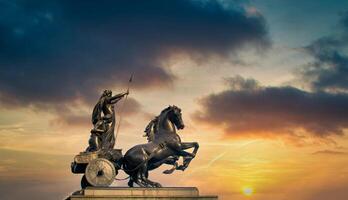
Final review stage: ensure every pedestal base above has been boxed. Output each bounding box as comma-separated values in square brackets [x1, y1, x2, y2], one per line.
[67, 187, 218, 200]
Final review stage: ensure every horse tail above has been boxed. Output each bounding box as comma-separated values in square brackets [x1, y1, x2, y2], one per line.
[112, 157, 130, 180]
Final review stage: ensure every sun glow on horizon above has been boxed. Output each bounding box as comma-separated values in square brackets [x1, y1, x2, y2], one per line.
[242, 187, 254, 197]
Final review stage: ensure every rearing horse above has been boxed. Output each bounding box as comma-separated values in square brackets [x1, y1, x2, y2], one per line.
[122, 105, 199, 187]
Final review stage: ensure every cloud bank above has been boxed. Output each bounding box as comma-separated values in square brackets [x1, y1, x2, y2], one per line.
[0, 0, 270, 107]
[194, 76, 348, 138]
[301, 11, 348, 92]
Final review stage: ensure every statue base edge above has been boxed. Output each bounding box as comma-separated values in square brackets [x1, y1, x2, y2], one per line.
[66, 187, 218, 200]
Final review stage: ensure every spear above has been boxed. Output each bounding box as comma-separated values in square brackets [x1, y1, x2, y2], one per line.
[115, 74, 133, 143]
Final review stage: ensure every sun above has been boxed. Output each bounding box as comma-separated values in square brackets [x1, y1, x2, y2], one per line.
[242, 187, 254, 196]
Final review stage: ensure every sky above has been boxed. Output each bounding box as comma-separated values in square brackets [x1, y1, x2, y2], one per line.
[1, 0, 348, 199]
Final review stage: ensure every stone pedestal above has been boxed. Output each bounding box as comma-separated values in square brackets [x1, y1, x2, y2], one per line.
[67, 187, 218, 200]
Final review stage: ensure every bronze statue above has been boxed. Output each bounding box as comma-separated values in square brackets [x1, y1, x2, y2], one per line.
[123, 105, 199, 187]
[86, 89, 128, 152]
[71, 89, 199, 188]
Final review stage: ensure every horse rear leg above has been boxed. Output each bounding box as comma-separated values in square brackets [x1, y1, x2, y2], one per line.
[134, 170, 146, 187]
[140, 163, 162, 187]
[128, 176, 134, 187]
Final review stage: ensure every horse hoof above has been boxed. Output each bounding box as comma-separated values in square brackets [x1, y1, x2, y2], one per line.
[154, 183, 162, 187]
[128, 182, 134, 187]
[163, 169, 175, 174]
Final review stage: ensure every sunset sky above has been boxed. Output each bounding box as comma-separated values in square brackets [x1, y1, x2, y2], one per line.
[1, 0, 348, 199]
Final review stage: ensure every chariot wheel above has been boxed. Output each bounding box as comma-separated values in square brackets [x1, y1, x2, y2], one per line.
[85, 158, 116, 187]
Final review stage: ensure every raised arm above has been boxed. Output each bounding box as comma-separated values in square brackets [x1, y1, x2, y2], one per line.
[109, 91, 129, 104]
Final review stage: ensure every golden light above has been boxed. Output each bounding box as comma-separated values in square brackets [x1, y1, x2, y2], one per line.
[242, 187, 254, 196]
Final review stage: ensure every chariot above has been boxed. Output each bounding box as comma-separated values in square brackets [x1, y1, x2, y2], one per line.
[71, 87, 198, 188]
[71, 149, 123, 188]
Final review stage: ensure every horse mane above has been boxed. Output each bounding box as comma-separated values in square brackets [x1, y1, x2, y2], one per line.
[160, 106, 172, 114]
[144, 106, 173, 142]
[144, 117, 157, 142]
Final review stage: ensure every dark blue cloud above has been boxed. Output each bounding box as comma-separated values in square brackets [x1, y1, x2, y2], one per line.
[302, 11, 348, 92]
[0, 0, 270, 106]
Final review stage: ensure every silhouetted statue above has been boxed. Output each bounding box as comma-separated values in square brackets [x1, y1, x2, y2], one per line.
[123, 105, 199, 187]
[86, 89, 128, 152]
[72, 91, 199, 188]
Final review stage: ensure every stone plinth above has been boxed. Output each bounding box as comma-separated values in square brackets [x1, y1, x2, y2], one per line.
[67, 187, 218, 200]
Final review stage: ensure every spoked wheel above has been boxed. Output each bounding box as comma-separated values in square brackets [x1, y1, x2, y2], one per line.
[84, 158, 116, 187]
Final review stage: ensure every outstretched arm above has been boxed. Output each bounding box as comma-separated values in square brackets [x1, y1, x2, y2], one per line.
[109, 91, 129, 104]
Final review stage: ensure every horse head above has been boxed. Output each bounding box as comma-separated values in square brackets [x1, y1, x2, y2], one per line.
[165, 105, 185, 130]
[144, 105, 185, 141]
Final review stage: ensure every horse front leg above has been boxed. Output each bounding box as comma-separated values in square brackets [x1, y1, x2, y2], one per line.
[148, 156, 179, 174]
[181, 142, 199, 157]
[161, 156, 180, 174]
[175, 142, 199, 171]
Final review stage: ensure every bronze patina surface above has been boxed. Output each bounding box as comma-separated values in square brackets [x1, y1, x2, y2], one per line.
[71, 90, 199, 188]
